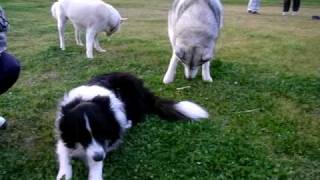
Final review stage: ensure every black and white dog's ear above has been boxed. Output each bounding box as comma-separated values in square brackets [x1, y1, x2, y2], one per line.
[92, 96, 111, 107]
[61, 98, 82, 114]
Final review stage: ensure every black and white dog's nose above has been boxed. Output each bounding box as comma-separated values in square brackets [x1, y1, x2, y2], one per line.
[93, 153, 104, 162]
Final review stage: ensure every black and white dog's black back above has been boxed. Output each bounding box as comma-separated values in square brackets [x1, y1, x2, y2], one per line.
[56, 72, 208, 180]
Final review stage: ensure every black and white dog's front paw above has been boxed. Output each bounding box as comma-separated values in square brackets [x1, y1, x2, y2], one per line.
[56, 168, 72, 180]
[0, 116, 7, 130]
[124, 120, 132, 129]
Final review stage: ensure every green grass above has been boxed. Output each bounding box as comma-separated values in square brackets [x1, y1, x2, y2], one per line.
[0, 0, 320, 179]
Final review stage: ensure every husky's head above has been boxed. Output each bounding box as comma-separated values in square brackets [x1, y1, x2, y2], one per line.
[174, 29, 216, 79]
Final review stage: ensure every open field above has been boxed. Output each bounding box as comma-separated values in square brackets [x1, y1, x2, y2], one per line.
[0, 0, 319, 179]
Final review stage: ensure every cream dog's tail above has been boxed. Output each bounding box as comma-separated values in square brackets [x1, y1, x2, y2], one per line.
[51, 1, 60, 19]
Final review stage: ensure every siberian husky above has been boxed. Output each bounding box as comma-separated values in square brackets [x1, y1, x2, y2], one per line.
[163, 0, 223, 83]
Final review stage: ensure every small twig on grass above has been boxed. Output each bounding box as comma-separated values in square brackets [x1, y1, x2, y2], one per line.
[176, 86, 191, 90]
[234, 108, 260, 114]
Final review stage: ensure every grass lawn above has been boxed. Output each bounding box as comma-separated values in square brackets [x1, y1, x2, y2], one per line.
[0, 0, 320, 179]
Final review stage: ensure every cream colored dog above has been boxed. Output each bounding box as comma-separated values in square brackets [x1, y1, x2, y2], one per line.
[51, 0, 127, 59]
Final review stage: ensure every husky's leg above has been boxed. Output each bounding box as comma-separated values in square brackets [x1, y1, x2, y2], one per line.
[57, 14, 67, 50]
[202, 61, 213, 82]
[163, 53, 179, 84]
[94, 34, 106, 53]
[88, 158, 104, 180]
[86, 29, 96, 59]
[56, 141, 72, 180]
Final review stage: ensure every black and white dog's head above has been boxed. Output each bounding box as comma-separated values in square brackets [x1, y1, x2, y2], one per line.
[56, 85, 131, 163]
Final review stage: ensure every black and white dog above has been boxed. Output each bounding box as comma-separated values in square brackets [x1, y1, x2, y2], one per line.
[56, 72, 208, 180]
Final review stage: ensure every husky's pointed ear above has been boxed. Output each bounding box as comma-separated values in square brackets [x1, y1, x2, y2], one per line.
[120, 18, 128, 23]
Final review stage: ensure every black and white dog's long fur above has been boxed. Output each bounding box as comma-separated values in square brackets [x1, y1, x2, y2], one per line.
[56, 72, 208, 180]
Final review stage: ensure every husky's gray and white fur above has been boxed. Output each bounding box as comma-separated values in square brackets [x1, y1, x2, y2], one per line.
[51, 0, 127, 59]
[163, 0, 223, 84]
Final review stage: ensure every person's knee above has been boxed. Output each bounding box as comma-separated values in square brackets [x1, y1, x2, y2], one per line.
[1, 51, 21, 78]
[0, 52, 21, 94]
[8, 59, 20, 78]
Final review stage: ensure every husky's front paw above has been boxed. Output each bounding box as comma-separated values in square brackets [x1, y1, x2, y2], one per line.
[87, 55, 94, 59]
[202, 76, 213, 82]
[86, 50, 94, 59]
[163, 74, 174, 84]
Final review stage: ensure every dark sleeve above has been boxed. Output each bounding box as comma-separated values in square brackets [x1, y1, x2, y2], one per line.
[0, 7, 9, 32]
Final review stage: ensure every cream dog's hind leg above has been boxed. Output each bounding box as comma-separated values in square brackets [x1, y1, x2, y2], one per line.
[56, 9, 67, 50]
